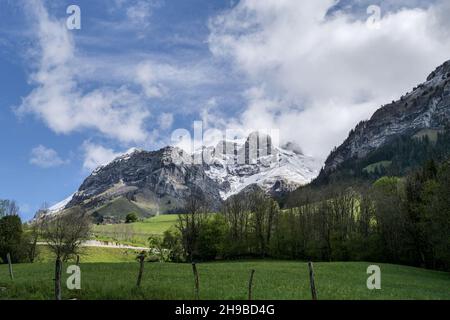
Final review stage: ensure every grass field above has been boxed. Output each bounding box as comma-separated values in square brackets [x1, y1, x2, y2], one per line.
[92, 214, 179, 246]
[1, 261, 449, 300]
[34, 246, 141, 263]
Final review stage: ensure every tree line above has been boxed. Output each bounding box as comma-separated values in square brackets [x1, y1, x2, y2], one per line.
[161, 160, 450, 271]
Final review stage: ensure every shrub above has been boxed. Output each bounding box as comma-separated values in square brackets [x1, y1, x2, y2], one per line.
[0, 215, 30, 263]
[162, 229, 185, 262]
[125, 212, 138, 224]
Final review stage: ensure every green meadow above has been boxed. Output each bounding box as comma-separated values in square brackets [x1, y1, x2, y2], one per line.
[92, 214, 179, 246]
[1, 260, 449, 300]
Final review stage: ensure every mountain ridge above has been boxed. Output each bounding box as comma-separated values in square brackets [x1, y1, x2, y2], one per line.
[40, 59, 450, 220]
[323, 60, 450, 174]
[39, 132, 321, 220]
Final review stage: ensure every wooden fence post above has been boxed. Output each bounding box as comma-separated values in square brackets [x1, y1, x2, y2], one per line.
[6, 253, 14, 281]
[248, 269, 255, 300]
[55, 257, 62, 300]
[192, 262, 200, 300]
[308, 262, 317, 300]
[136, 252, 145, 287]
[76, 255, 80, 266]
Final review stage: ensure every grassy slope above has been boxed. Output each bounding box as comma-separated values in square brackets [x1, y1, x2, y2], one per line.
[1, 261, 449, 300]
[94, 197, 150, 219]
[35, 246, 140, 264]
[363, 161, 392, 174]
[92, 214, 179, 246]
[121, 215, 179, 235]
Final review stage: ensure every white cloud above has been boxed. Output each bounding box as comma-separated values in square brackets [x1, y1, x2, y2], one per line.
[158, 112, 174, 130]
[30, 145, 68, 168]
[81, 142, 121, 172]
[200, 98, 221, 129]
[209, 0, 450, 158]
[16, 0, 151, 144]
[135, 61, 168, 98]
[15, 1, 221, 149]
[12, 0, 242, 165]
[126, 1, 153, 28]
[111, 0, 164, 36]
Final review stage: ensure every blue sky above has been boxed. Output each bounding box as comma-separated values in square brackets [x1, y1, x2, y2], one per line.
[0, 0, 242, 220]
[0, 0, 449, 220]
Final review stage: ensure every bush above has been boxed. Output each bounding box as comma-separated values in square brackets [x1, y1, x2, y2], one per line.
[125, 212, 138, 224]
[162, 229, 185, 262]
[0, 215, 30, 263]
[196, 215, 227, 261]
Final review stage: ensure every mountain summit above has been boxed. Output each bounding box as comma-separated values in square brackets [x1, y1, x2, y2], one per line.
[43, 132, 321, 221]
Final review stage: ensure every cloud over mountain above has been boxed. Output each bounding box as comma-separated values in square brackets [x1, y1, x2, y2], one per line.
[209, 0, 450, 157]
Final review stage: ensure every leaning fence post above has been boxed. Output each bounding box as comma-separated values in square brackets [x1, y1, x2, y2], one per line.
[6, 253, 14, 281]
[136, 252, 146, 287]
[248, 269, 255, 300]
[308, 262, 317, 300]
[192, 262, 200, 300]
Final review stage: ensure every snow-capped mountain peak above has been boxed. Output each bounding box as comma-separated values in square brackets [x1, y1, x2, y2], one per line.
[201, 134, 322, 199]
[42, 133, 322, 218]
[48, 194, 74, 213]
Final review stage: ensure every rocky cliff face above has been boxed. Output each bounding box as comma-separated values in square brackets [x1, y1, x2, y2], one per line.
[324, 60, 450, 172]
[67, 147, 223, 215]
[202, 132, 321, 199]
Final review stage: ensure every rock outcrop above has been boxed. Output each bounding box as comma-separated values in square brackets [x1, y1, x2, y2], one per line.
[324, 60, 450, 172]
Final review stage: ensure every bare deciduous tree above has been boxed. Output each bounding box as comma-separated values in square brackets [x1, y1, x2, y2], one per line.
[248, 190, 280, 258]
[40, 207, 91, 300]
[0, 200, 20, 217]
[27, 222, 41, 263]
[26, 203, 50, 263]
[222, 193, 250, 243]
[177, 191, 209, 262]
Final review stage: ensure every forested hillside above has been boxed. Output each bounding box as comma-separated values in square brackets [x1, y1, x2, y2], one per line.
[315, 126, 450, 185]
[159, 159, 450, 271]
